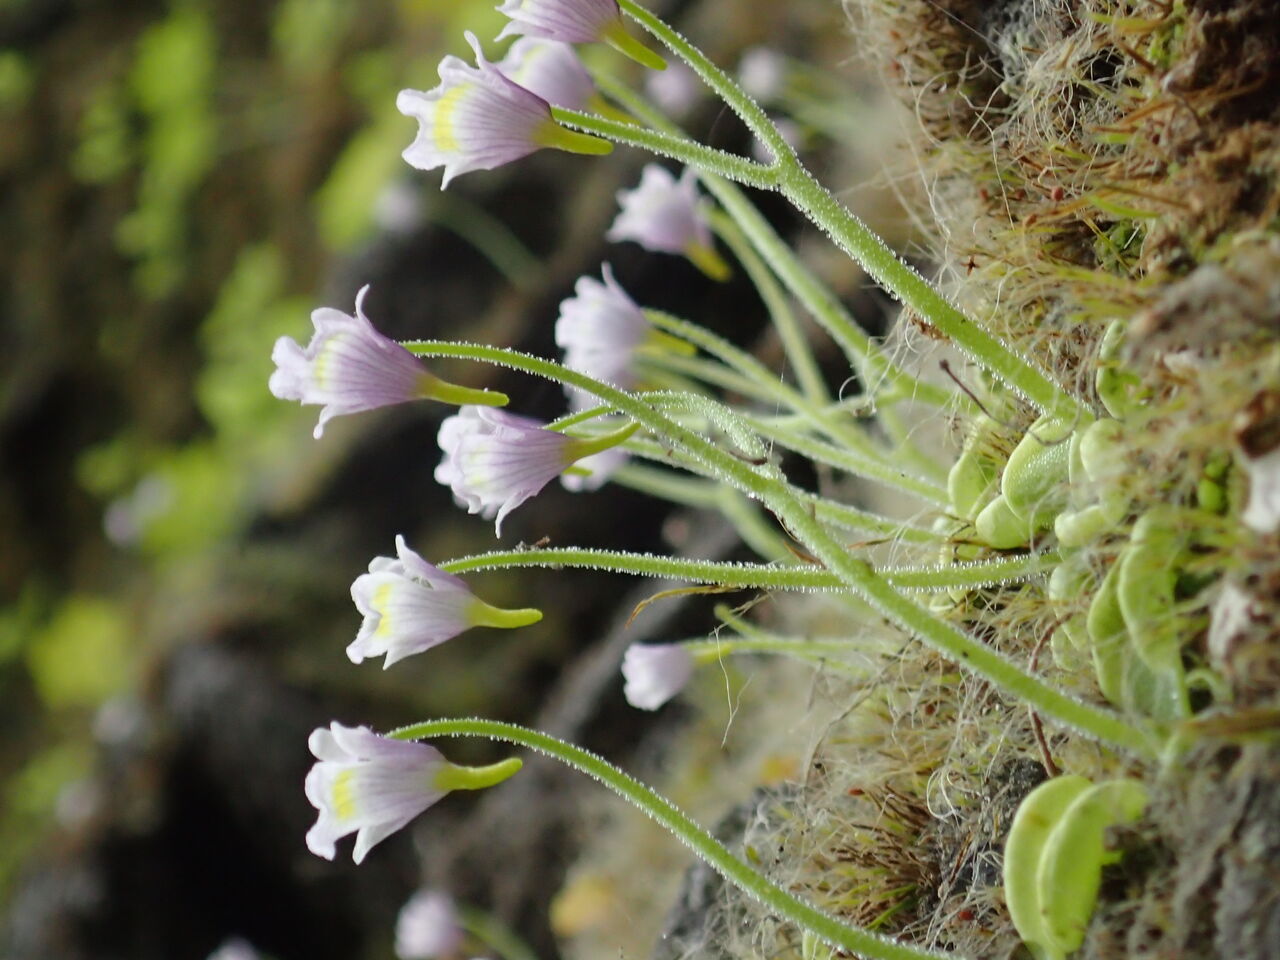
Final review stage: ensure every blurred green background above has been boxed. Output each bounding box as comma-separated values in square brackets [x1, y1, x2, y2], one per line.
[0, 0, 865, 956]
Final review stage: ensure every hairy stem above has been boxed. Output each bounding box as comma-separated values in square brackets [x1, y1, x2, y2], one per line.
[440, 546, 1058, 592]
[549, 106, 777, 190]
[404, 341, 1155, 757]
[390, 718, 947, 960]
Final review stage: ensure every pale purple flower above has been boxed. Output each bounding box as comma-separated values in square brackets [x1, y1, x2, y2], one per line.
[436, 407, 635, 533]
[737, 47, 786, 103]
[270, 285, 435, 438]
[348, 536, 477, 668]
[395, 890, 464, 960]
[555, 264, 649, 409]
[645, 60, 701, 117]
[621, 643, 694, 709]
[607, 165, 729, 280]
[497, 37, 594, 110]
[398, 32, 606, 188]
[436, 407, 579, 534]
[305, 723, 450, 864]
[495, 0, 665, 70]
[496, 0, 622, 44]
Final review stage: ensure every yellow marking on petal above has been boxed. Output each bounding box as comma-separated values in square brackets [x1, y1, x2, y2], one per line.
[433, 85, 468, 153]
[313, 335, 347, 387]
[373, 582, 395, 637]
[332, 769, 358, 821]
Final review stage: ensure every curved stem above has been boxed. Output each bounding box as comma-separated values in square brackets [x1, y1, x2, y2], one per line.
[403, 341, 1155, 757]
[771, 161, 1078, 418]
[615, 458, 941, 545]
[710, 211, 829, 407]
[594, 73, 956, 410]
[440, 546, 1058, 592]
[549, 106, 777, 190]
[390, 718, 947, 960]
[639, 351, 780, 404]
[608, 5, 1075, 417]
[644, 308, 808, 408]
[742, 413, 949, 505]
[616, 0, 792, 162]
[685, 637, 877, 678]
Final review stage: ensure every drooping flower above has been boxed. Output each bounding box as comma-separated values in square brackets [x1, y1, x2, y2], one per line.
[395, 890, 464, 960]
[495, 0, 665, 71]
[607, 165, 730, 281]
[621, 643, 694, 710]
[349, 535, 542, 668]
[496, 37, 595, 111]
[305, 722, 521, 864]
[397, 32, 609, 189]
[555, 264, 650, 409]
[270, 285, 506, 438]
[436, 406, 637, 534]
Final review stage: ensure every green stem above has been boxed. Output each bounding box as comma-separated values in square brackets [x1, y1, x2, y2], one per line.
[644, 308, 807, 409]
[624, 444, 943, 544]
[717, 487, 797, 561]
[613, 463, 721, 509]
[643, 312, 937, 500]
[615, 464, 792, 561]
[638, 351, 784, 406]
[456, 906, 540, 960]
[710, 211, 830, 407]
[613, 3, 1074, 417]
[685, 637, 875, 678]
[549, 106, 777, 191]
[404, 341, 1154, 757]
[593, 73, 955, 410]
[390, 718, 946, 960]
[617, 0, 791, 161]
[772, 161, 1078, 418]
[440, 546, 1058, 592]
[742, 412, 949, 505]
[428, 191, 542, 289]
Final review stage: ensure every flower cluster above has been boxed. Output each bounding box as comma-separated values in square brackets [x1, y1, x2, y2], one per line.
[280, 0, 749, 890]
